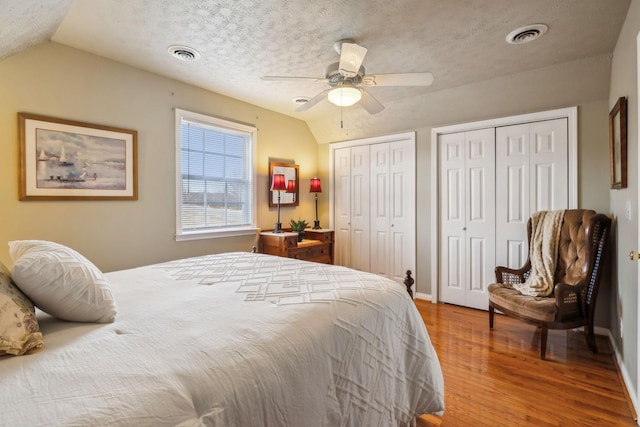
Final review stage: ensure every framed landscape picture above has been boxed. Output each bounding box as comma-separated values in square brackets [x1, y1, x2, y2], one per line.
[18, 113, 138, 200]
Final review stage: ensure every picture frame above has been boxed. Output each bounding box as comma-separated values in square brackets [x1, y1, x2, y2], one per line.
[18, 113, 138, 200]
[609, 97, 627, 189]
[268, 161, 299, 207]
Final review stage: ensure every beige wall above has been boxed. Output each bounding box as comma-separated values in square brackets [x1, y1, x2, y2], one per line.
[609, 0, 640, 401]
[0, 42, 320, 271]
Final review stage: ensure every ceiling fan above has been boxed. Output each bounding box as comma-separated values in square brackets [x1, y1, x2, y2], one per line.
[261, 39, 434, 114]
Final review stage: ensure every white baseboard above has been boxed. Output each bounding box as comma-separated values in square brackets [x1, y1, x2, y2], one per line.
[593, 326, 609, 336]
[415, 292, 432, 301]
[600, 327, 639, 422]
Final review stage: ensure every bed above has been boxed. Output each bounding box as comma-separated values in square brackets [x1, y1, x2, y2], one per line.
[0, 241, 444, 426]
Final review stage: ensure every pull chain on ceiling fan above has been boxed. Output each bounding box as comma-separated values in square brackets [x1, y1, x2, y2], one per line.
[261, 39, 434, 114]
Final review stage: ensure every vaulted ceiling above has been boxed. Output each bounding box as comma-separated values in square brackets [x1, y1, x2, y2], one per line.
[1, 0, 631, 143]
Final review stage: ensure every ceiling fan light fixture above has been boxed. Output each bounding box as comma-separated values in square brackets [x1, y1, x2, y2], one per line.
[328, 86, 361, 107]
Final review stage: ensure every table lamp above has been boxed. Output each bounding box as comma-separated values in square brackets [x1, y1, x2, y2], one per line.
[270, 173, 287, 232]
[310, 177, 322, 229]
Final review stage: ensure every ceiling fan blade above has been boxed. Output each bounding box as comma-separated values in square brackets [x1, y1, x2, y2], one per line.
[295, 89, 330, 112]
[338, 42, 368, 78]
[362, 72, 434, 87]
[262, 76, 327, 83]
[359, 89, 385, 114]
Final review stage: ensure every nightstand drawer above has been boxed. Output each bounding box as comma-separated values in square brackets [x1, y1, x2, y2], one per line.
[304, 230, 334, 243]
[289, 243, 331, 264]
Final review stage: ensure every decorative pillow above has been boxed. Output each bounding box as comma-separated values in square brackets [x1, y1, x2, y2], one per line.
[0, 261, 43, 356]
[9, 241, 117, 323]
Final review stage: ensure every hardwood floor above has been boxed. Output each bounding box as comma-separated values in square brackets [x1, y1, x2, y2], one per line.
[414, 300, 637, 426]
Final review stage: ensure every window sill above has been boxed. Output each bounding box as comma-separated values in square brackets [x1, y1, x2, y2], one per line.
[176, 227, 259, 242]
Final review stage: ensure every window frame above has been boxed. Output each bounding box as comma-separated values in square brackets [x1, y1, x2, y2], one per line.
[174, 108, 258, 241]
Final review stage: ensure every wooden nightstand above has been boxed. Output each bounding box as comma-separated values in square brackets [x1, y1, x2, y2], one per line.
[259, 229, 334, 264]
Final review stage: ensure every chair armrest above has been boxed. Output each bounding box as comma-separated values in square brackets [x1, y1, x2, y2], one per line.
[495, 263, 530, 284]
[554, 282, 585, 321]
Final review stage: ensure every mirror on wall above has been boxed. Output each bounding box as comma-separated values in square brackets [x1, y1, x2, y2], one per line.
[269, 161, 299, 207]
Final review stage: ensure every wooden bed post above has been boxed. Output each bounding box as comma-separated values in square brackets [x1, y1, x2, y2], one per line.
[404, 270, 414, 298]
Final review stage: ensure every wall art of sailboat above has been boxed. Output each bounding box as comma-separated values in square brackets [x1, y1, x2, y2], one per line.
[38, 149, 49, 161]
[58, 145, 74, 166]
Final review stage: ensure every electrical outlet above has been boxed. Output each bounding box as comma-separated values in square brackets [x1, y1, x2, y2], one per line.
[626, 200, 632, 221]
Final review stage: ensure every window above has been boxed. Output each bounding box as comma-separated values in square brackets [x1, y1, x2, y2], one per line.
[175, 109, 257, 240]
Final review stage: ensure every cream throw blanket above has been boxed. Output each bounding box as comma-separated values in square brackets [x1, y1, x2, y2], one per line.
[514, 210, 566, 297]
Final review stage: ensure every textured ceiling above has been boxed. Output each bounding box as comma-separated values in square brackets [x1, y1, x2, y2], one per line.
[0, 0, 631, 143]
[0, 0, 73, 60]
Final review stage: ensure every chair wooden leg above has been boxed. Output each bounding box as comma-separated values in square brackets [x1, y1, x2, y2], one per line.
[489, 303, 494, 329]
[540, 323, 548, 360]
[585, 323, 598, 354]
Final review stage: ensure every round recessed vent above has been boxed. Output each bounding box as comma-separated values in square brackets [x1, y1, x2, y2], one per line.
[168, 45, 201, 61]
[292, 96, 310, 104]
[506, 24, 548, 44]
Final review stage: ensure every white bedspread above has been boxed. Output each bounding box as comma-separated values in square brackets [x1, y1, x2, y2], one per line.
[0, 252, 444, 426]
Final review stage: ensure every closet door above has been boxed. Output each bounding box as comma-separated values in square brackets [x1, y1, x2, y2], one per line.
[439, 128, 495, 309]
[349, 145, 370, 271]
[370, 140, 416, 283]
[494, 124, 530, 269]
[334, 147, 351, 267]
[334, 145, 372, 271]
[465, 130, 496, 309]
[495, 118, 568, 269]
[370, 143, 391, 276]
[388, 140, 416, 284]
[529, 119, 568, 211]
[332, 133, 416, 286]
[439, 132, 466, 306]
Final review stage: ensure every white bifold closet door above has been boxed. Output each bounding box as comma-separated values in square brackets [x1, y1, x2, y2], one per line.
[370, 139, 416, 284]
[334, 145, 371, 271]
[439, 118, 568, 310]
[334, 146, 354, 267]
[439, 128, 496, 310]
[348, 145, 371, 272]
[333, 136, 416, 287]
[495, 119, 569, 270]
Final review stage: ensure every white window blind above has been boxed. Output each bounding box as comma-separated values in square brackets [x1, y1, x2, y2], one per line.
[175, 109, 257, 240]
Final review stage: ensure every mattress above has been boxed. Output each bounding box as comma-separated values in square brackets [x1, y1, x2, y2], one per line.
[0, 252, 444, 426]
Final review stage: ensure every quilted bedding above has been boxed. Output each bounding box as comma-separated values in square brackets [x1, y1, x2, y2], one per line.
[0, 252, 444, 426]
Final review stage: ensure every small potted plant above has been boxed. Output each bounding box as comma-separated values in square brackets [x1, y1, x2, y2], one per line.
[289, 218, 308, 242]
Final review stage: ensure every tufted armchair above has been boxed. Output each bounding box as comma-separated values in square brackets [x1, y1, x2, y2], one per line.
[488, 209, 611, 360]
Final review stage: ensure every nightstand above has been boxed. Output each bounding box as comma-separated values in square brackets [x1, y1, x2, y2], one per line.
[258, 229, 334, 264]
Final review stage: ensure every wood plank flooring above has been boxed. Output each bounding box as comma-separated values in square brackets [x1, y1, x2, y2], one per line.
[414, 300, 637, 426]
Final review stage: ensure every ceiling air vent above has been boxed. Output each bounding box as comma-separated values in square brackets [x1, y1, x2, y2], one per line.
[506, 24, 548, 45]
[168, 45, 201, 61]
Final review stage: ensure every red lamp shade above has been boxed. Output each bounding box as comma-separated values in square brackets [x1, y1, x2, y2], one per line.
[286, 179, 296, 193]
[309, 178, 322, 193]
[270, 173, 287, 191]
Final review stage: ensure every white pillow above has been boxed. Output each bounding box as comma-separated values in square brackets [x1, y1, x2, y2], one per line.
[9, 240, 116, 323]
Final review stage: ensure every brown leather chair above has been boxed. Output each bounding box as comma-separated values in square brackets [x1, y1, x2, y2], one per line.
[488, 209, 611, 360]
